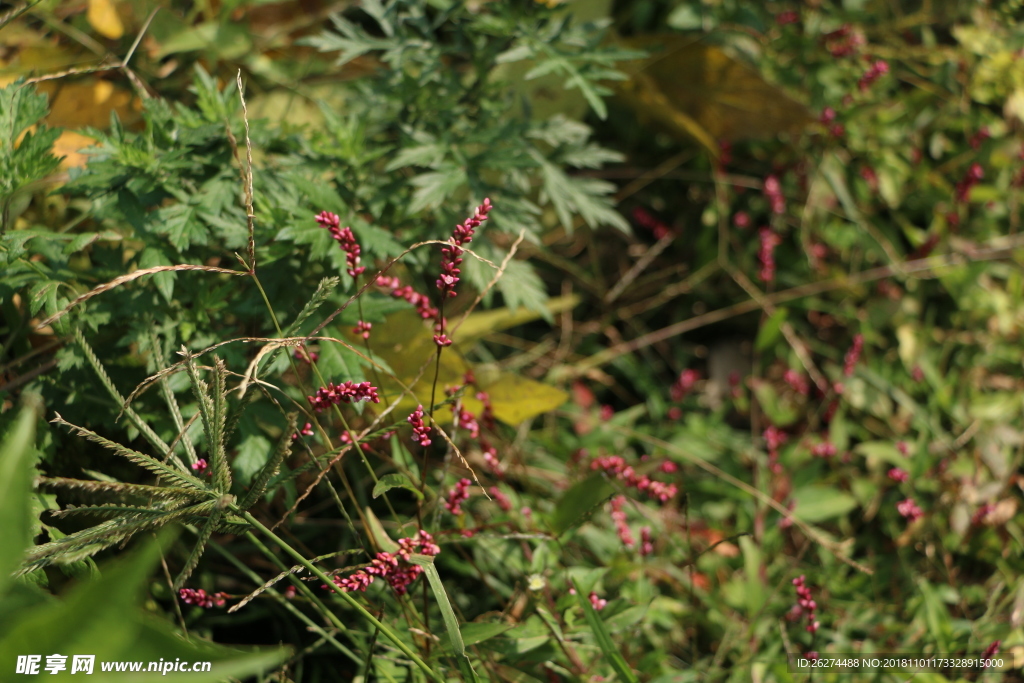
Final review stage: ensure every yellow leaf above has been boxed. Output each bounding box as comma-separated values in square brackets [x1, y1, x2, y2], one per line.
[349, 310, 567, 426]
[43, 81, 139, 130]
[52, 131, 99, 169]
[87, 0, 125, 40]
[612, 36, 813, 149]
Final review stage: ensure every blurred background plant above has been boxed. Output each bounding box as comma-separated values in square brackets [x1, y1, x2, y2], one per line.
[2, 0, 1024, 681]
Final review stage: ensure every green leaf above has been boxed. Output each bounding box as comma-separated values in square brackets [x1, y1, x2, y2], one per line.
[0, 398, 38, 596]
[755, 307, 788, 352]
[571, 579, 639, 683]
[363, 506, 399, 553]
[550, 474, 616, 535]
[408, 555, 479, 682]
[791, 485, 858, 523]
[372, 473, 423, 501]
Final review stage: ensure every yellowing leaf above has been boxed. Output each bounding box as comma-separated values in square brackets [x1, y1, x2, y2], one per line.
[52, 131, 99, 169]
[612, 36, 813, 150]
[349, 310, 567, 425]
[43, 81, 139, 130]
[87, 0, 125, 40]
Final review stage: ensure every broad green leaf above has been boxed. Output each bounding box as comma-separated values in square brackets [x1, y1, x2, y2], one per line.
[372, 473, 423, 501]
[408, 555, 479, 682]
[363, 506, 399, 553]
[550, 474, 616, 535]
[740, 535, 766, 617]
[0, 399, 38, 596]
[791, 485, 859, 523]
[755, 307, 788, 352]
[750, 379, 800, 427]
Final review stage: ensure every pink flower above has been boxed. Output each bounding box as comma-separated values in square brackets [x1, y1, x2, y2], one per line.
[897, 497, 923, 522]
[191, 458, 210, 476]
[955, 163, 984, 202]
[784, 369, 809, 395]
[292, 422, 315, 440]
[489, 486, 512, 512]
[982, 641, 1001, 664]
[455, 407, 480, 439]
[590, 455, 678, 504]
[843, 334, 864, 376]
[659, 461, 678, 474]
[437, 199, 492, 299]
[811, 442, 836, 458]
[308, 381, 380, 411]
[327, 531, 439, 596]
[610, 495, 635, 549]
[294, 347, 318, 364]
[407, 405, 431, 447]
[353, 320, 372, 339]
[792, 575, 820, 633]
[758, 228, 782, 282]
[639, 526, 654, 557]
[858, 60, 889, 91]
[315, 211, 365, 278]
[179, 588, 228, 608]
[733, 211, 751, 229]
[433, 333, 453, 347]
[589, 592, 607, 610]
[763, 176, 786, 215]
[445, 478, 472, 516]
[888, 467, 909, 483]
[670, 369, 700, 401]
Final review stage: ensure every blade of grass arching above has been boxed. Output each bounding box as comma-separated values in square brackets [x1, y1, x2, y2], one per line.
[149, 327, 198, 466]
[571, 579, 639, 683]
[174, 506, 223, 589]
[209, 358, 231, 493]
[75, 329, 186, 471]
[51, 414, 208, 492]
[407, 554, 479, 683]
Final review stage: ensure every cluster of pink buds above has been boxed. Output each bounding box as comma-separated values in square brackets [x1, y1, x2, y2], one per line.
[590, 455, 678, 503]
[377, 277, 440, 321]
[294, 347, 318, 364]
[819, 107, 844, 138]
[589, 592, 607, 611]
[482, 443, 503, 475]
[897, 497, 923, 522]
[632, 206, 672, 239]
[811, 441, 836, 458]
[308, 381, 380, 412]
[445, 478, 472, 515]
[352, 321, 372, 339]
[489, 486, 513, 512]
[776, 9, 799, 25]
[610, 495, 635, 549]
[969, 126, 990, 150]
[476, 391, 496, 430]
[888, 467, 909, 483]
[955, 163, 984, 202]
[733, 211, 751, 229]
[191, 459, 210, 476]
[639, 527, 654, 556]
[823, 24, 865, 58]
[315, 211, 365, 278]
[179, 588, 229, 608]
[763, 175, 786, 214]
[843, 334, 864, 376]
[291, 422, 315, 440]
[858, 59, 889, 91]
[437, 199, 492, 300]
[455, 406, 480, 439]
[972, 502, 995, 526]
[670, 369, 700, 401]
[896, 441, 909, 456]
[860, 166, 878, 192]
[764, 426, 787, 474]
[758, 228, 782, 283]
[327, 531, 440, 596]
[340, 431, 371, 452]
[784, 369, 809, 396]
[791, 575, 821, 633]
[407, 405, 432, 447]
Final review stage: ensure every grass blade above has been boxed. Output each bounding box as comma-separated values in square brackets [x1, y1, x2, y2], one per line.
[571, 579, 639, 683]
